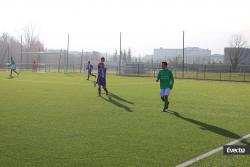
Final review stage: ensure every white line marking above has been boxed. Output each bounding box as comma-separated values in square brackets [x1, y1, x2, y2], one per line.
[176, 134, 250, 167]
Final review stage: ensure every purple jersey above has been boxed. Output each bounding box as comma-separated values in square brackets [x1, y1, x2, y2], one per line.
[97, 66, 106, 86]
[86, 64, 93, 71]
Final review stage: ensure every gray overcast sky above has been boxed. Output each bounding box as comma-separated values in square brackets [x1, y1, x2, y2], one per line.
[1, 0, 250, 56]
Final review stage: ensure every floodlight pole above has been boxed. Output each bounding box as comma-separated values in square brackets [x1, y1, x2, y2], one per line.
[182, 31, 185, 78]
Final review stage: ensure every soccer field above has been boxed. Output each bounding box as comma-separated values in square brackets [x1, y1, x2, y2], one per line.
[0, 71, 250, 167]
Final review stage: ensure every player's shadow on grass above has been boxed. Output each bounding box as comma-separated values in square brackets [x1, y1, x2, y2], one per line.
[101, 96, 133, 112]
[8, 75, 18, 79]
[110, 93, 134, 105]
[168, 110, 250, 145]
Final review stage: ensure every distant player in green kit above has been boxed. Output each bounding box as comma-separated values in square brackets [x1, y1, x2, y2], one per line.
[156, 61, 174, 112]
[9, 57, 19, 78]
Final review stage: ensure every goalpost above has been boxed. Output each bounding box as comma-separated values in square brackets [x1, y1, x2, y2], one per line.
[21, 51, 62, 72]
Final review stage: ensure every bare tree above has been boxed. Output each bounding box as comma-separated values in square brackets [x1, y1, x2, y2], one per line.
[228, 34, 248, 70]
[122, 49, 127, 64]
[127, 48, 132, 63]
[113, 50, 118, 63]
[0, 33, 8, 64]
[23, 24, 44, 52]
[0, 33, 21, 65]
[22, 24, 44, 66]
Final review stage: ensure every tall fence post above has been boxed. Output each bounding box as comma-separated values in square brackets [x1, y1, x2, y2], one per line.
[137, 64, 139, 76]
[229, 66, 232, 81]
[58, 49, 62, 73]
[204, 65, 206, 80]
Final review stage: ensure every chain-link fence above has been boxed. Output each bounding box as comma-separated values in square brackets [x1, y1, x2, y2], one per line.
[172, 64, 250, 82]
[114, 63, 250, 82]
[1, 62, 250, 82]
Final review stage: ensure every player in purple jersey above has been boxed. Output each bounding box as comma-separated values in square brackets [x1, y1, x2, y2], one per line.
[86, 61, 96, 80]
[97, 57, 109, 97]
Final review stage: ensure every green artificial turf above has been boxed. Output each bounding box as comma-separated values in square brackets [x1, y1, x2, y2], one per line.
[0, 71, 249, 167]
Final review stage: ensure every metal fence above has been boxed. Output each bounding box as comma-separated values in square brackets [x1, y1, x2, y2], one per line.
[1, 63, 250, 82]
[116, 63, 250, 82]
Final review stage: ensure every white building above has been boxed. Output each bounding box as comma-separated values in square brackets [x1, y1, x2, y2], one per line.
[209, 54, 224, 64]
[154, 47, 211, 64]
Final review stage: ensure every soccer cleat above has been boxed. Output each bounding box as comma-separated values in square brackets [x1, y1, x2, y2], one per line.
[164, 102, 169, 110]
[162, 108, 168, 112]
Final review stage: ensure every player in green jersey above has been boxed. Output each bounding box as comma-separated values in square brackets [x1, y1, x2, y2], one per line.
[9, 57, 19, 78]
[156, 62, 174, 112]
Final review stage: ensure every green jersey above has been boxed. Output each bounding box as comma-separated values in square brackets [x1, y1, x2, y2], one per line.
[10, 58, 15, 65]
[157, 69, 174, 89]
